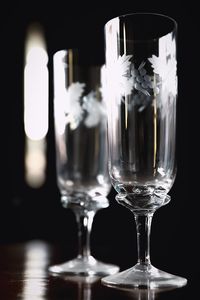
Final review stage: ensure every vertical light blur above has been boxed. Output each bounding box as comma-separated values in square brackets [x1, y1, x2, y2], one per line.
[24, 23, 49, 188]
[21, 241, 50, 299]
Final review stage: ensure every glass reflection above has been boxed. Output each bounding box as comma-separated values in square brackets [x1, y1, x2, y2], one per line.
[104, 285, 179, 300]
[58, 276, 99, 300]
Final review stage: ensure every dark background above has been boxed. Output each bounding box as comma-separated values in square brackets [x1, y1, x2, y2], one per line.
[0, 1, 196, 284]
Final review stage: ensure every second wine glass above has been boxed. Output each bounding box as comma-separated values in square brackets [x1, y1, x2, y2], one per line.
[48, 49, 119, 277]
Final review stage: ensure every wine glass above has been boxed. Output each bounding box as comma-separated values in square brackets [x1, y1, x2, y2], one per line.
[102, 13, 187, 288]
[48, 49, 119, 277]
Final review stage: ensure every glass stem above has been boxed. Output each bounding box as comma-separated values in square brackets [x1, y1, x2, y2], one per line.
[75, 210, 95, 259]
[134, 212, 153, 266]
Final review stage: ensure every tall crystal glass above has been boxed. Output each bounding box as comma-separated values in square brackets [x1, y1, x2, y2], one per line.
[102, 13, 187, 288]
[48, 49, 119, 277]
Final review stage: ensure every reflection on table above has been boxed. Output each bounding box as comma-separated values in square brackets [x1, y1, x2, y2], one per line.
[0, 240, 192, 299]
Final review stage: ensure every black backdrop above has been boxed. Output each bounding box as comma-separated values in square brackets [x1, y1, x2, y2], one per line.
[0, 1, 196, 282]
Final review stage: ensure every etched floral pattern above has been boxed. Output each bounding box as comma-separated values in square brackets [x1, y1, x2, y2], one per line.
[148, 35, 177, 96]
[64, 82, 106, 130]
[110, 35, 177, 114]
[82, 92, 107, 127]
[111, 55, 159, 99]
[64, 82, 85, 130]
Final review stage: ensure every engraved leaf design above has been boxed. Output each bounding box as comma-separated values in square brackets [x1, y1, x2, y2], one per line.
[82, 92, 106, 128]
[112, 54, 134, 97]
[65, 82, 85, 130]
[64, 81, 106, 130]
[148, 54, 177, 95]
[148, 34, 177, 96]
[148, 54, 170, 85]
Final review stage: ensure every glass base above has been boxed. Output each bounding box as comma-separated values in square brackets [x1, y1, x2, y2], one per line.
[101, 263, 187, 289]
[49, 255, 120, 277]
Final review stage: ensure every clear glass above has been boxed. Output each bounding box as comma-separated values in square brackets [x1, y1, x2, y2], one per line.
[48, 49, 119, 277]
[102, 13, 187, 288]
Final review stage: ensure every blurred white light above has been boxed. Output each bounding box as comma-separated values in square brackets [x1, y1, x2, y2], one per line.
[24, 23, 49, 188]
[26, 46, 48, 65]
[24, 23, 49, 141]
[25, 139, 46, 188]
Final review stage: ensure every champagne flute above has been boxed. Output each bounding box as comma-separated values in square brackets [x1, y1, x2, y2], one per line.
[48, 49, 119, 277]
[102, 13, 187, 288]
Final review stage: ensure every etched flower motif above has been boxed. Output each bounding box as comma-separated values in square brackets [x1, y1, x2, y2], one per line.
[148, 54, 177, 95]
[64, 82, 106, 130]
[110, 54, 161, 100]
[82, 92, 106, 128]
[148, 36, 177, 96]
[65, 82, 85, 130]
[110, 46, 177, 113]
[110, 54, 134, 97]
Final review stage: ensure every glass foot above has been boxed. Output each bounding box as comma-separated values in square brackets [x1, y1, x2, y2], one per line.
[101, 263, 187, 289]
[49, 255, 120, 277]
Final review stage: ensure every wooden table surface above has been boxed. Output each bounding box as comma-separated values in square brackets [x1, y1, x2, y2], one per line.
[0, 240, 195, 299]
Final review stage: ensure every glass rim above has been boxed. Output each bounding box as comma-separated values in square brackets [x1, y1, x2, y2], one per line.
[105, 12, 177, 40]
[53, 48, 104, 67]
